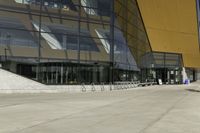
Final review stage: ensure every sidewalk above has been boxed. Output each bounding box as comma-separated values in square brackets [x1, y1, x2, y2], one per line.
[0, 83, 200, 133]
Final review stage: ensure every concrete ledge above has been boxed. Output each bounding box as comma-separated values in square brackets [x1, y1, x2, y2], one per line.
[0, 85, 150, 94]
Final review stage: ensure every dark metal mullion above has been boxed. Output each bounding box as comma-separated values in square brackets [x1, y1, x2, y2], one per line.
[77, 0, 81, 84]
[37, 0, 42, 81]
[109, 0, 115, 84]
[164, 53, 167, 84]
[125, 0, 129, 81]
[196, 0, 200, 50]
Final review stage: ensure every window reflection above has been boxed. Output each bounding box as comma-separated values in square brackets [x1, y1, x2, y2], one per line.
[0, 17, 37, 48]
[32, 21, 99, 51]
[15, 0, 77, 11]
[81, 0, 111, 16]
[48, 24, 99, 51]
[95, 28, 139, 71]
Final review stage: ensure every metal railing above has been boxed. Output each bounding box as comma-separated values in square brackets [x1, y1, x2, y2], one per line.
[91, 83, 96, 92]
[80, 81, 157, 92]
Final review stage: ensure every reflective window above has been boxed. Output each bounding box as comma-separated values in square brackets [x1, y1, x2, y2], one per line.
[15, 0, 77, 11]
[0, 17, 37, 47]
[95, 28, 139, 71]
[48, 25, 99, 51]
[81, 0, 111, 16]
[140, 52, 182, 68]
[114, 0, 151, 68]
[32, 22, 99, 51]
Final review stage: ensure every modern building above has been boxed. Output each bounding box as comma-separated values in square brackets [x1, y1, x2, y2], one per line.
[0, 0, 198, 85]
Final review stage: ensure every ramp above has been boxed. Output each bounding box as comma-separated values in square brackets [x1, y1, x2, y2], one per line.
[0, 69, 44, 91]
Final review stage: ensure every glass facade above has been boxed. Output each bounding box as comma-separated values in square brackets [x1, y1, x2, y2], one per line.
[140, 52, 183, 84]
[0, 0, 185, 85]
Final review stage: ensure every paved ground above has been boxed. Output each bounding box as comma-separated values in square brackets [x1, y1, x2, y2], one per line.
[1, 83, 200, 133]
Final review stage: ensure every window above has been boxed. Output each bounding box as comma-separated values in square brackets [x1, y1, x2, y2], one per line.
[33, 22, 99, 51]
[15, 0, 77, 11]
[81, 0, 111, 16]
[0, 17, 37, 48]
[95, 29, 138, 71]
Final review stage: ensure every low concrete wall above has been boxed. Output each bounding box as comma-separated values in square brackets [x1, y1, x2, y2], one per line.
[0, 84, 144, 94]
[0, 68, 154, 93]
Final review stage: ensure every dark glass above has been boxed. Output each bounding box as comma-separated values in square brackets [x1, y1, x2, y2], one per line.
[80, 0, 111, 16]
[0, 0, 154, 84]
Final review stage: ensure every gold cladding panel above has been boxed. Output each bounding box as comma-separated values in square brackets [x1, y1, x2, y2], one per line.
[137, 0, 200, 68]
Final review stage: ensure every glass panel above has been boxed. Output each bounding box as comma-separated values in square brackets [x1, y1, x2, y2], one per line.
[15, 0, 77, 11]
[0, 0, 145, 84]
[80, 0, 111, 16]
[114, 0, 151, 68]
[0, 17, 37, 48]
[140, 52, 182, 68]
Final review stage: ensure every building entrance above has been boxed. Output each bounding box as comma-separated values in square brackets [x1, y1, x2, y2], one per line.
[141, 68, 182, 84]
[16, 62, 110, 85]
[155, 68, 181, 84]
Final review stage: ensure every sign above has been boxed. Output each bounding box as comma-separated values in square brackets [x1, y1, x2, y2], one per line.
[158, 79, 162, 85]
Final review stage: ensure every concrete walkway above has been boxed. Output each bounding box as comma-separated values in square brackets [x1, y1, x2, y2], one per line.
[0, 84, 200, 133]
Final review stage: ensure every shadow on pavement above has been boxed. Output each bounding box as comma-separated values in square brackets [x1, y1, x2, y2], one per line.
[186, 89, 200, 93]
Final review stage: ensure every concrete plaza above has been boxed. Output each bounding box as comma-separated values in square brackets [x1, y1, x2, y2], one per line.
[1, 83, 200, 133]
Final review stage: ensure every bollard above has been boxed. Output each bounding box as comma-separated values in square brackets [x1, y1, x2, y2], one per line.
[91, 83, 95, 92]
[101, 83, 105, 91]
[109, 82, 112, 91]
[81, 83, 86, 92]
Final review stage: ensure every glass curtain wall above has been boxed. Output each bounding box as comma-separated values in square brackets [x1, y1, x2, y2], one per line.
[113, 0, 151, 82]
[0, 0, 151, 84]
[0, 0, 113, 84]
[34, 0, 112, 84]
[140, 52, 183, 84]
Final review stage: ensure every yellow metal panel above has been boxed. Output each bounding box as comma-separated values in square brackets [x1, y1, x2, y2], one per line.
[147, 29, 199, 53]
[137, 0, 200, 68]
[183, 54, 200, 68]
